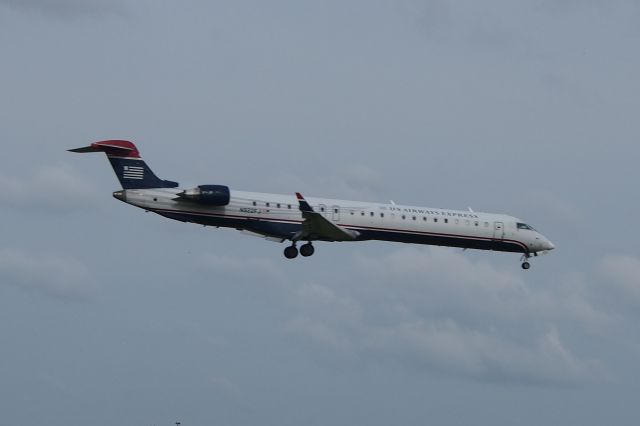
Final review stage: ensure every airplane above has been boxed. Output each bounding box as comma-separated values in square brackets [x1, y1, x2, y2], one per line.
[70, 140, 555, 269]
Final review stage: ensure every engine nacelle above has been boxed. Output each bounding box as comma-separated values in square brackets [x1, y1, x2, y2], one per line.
[178, 185, 230, 206]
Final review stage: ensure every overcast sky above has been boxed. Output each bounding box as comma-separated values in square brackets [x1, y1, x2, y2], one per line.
[1, 0, 640, 425]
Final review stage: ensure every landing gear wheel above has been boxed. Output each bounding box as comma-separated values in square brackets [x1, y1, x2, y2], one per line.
[521, 261, 531, 270]
[300, 243, 315, 257]
[284, 245, 299, 259]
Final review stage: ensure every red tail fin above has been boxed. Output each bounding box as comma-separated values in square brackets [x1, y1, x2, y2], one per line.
[68, 140, 140, 158]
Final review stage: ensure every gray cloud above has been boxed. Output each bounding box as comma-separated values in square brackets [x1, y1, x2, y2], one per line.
[353, 248, 610, 329]
[264, 163, 384, 202]
[277, 248, 610, 386]
[367, 322, 603, 386]
[531, 0, 636, 15]
[200, 252, 285, 282]
[404, 0, 453, 40]
[0, 248, 95, 300]
[0, 0, 125, 17]
[599, 255, 640, 305]
[200, 245, 611, 386]
[404, 1, 540, 57]
[0, 165, 99, 212]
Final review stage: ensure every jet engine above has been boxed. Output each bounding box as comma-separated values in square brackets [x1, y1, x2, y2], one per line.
[177, 185, 230, 206]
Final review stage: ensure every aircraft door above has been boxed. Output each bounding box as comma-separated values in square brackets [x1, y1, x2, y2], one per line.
[331, 205, 340, 221]
[493, 222, 504, 240]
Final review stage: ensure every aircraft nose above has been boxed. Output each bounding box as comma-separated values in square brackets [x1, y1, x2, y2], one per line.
[544, 239, 555, 251]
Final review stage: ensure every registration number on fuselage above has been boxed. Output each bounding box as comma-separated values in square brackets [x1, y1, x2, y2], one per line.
[240, 207, 261, 214]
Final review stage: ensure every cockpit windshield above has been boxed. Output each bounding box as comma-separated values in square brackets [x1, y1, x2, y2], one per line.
[517, 223, 536, 231]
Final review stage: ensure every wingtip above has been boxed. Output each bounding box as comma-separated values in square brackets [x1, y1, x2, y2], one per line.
[295, 192, 304, 200]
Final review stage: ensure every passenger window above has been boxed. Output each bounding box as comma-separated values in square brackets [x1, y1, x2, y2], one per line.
[335, 208, 339, 213]
[320, 207, 324, 212]
[434, 218, 438, 223]
[266, 202, 270, 207]
[277, 203, 281, 208]
[380, 213, 384, 218]
[361, 211, 365, 216]
[350, 211, 354, 215]
[474, 221, 479, 226]
[370, 212, 374, 217]
[252, 201, 256, 206]
[412, 216, 416, 220]
[402, 215, 406, 220]
[288, 204, 292, 209]
[444, 218, 448, 223]
[423, 217, 427, 221]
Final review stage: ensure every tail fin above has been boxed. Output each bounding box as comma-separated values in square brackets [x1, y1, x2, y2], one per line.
[69, 140, 179, 189]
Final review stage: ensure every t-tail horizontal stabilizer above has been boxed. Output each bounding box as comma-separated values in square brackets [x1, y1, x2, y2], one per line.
[69, 140, 178, 190]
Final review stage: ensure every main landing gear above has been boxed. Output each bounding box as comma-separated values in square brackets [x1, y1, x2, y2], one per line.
[284, 242, 315, 259]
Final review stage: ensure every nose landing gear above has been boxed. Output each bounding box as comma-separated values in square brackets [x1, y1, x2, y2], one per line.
[521, 253, 532, 270]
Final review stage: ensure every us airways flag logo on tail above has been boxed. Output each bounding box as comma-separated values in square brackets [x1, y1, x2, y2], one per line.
[123, 165, 144, 180]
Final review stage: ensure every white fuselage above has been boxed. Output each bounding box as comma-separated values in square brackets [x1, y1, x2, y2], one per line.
[114, 188, 555, 255]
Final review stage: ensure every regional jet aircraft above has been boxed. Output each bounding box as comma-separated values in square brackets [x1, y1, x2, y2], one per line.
[70, 140, 555, 269]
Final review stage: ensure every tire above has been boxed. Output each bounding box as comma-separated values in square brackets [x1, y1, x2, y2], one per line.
[300, 243, 315, 257]
[521, 261, 530, 270]
[284, 245, 298, 259]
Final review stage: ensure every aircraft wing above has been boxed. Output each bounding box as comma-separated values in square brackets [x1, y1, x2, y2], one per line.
[294, 193, 359, 241]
